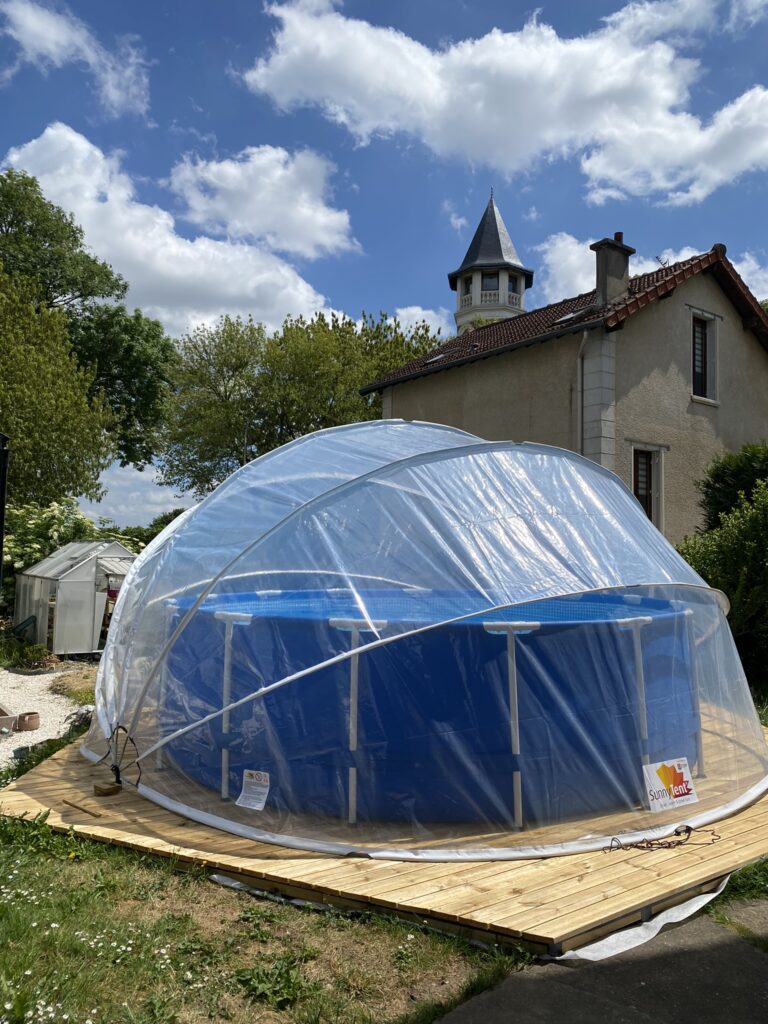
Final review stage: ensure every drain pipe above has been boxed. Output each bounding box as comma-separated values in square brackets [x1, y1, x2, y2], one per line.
[576, 331, 590, 455]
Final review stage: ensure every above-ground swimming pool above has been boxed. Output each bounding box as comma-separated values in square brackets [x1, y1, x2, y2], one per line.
[159, 588, 702, 830]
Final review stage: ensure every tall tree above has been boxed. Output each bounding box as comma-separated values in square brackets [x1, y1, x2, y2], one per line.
[0, 269, 112, 504]
[158, 313, 439, 496]
[0, 169, 176, 467]
[0, 169, 125, 309]
[68, 304, 178, 467]
[159, 316, 266, 496]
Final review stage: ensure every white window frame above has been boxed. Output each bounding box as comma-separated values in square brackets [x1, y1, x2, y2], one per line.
[688, 306, 720, 405]
[628, 441, 667, 532]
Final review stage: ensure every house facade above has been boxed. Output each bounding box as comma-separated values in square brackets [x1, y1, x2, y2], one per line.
[363, 203, 768, 543]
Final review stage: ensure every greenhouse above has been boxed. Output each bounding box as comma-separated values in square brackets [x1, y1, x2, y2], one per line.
[81, 420, 768, 860]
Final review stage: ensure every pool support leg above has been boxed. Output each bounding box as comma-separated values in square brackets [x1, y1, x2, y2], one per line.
[483, 622, 541, 831]
[214, 611, 253, 800]
[683, 608, 706, 778]
[329, 618, 387, 827]
[618, 616, 653, 807]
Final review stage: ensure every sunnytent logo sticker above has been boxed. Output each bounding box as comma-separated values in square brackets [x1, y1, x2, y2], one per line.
[643, 757, 698, 812]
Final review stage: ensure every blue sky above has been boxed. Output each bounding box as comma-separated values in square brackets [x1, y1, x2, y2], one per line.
[2, 0, 768, 524]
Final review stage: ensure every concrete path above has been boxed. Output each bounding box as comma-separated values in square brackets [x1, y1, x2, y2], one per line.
[438, 908, 768, 1024]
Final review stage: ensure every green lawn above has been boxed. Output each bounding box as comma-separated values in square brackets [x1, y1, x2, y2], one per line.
[0, 732, 529, 1024]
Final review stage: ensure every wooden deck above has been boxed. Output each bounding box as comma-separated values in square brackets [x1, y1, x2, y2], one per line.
[2, 741, 768, 954]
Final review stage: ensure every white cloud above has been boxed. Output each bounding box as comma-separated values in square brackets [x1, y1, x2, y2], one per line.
[244, 0, 768, 205]
[522, 205, 539, 222]
[734, 251, 768, 300]
[441, 199, 468, 234]
[533, 231, 768, 304]
[5, 123, 332, 335]
[79, 464, 192, 527]
[169, 145, 357, 259]
[395, 305, 453, 338]
[0, 0, 149, 116]
[726, 0, 768, 31]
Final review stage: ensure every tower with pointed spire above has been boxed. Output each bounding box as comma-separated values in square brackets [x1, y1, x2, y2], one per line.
[448, 194, 534, 334]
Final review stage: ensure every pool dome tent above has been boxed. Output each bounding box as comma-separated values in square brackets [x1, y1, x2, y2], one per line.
[82, 421, 768, 860]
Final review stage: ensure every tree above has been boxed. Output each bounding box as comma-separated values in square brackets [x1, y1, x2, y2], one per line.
[0, 269, 112, 504]
[0, 170, 177, 468]
[159, 316, 266, 496]
[68, 304, 178, 467]
[0, 169, 126, 310]
[697, 443, 768, 531]
[158, 313, 439, 497]
[679, 481, 768, 688]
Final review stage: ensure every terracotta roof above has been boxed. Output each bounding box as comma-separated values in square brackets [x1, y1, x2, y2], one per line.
[363, 244, 768, 395]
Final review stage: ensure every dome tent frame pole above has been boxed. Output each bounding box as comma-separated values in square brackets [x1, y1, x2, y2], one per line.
[120, 437, 705, 761]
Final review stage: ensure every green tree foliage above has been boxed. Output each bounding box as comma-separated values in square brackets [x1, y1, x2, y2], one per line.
[159, 316, 266, 496]
[679, 481, 768, 688]
[0, 169, 126, 309]
[158, 313, 439, 496]
[696, 442, 768, 531]
[68, 304, 178, 467]
[0, 269, 112, 505]
[0, 170, 176, 468]
[118, 507, 188, 548]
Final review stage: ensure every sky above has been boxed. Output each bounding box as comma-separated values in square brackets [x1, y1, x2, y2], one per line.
[2, 0, 768, 524]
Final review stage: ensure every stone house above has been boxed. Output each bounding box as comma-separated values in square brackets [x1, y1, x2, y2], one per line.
[362, 199, 768, 543]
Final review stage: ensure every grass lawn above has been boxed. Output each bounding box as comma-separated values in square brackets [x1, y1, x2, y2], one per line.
[0, 724, 530, 1024]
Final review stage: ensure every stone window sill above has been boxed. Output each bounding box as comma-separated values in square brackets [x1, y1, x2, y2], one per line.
[690, 394, 720, 408]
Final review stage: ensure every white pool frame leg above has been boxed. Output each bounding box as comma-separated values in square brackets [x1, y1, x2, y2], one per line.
[329, 618, 387, 826]
[214, 610, 253, 800]
[683, 608, 706, 778]
[618, 616, 653, 807]
[483, 622, 541, 831]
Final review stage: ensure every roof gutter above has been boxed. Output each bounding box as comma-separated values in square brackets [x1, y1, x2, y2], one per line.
[360, 317, 606, 396]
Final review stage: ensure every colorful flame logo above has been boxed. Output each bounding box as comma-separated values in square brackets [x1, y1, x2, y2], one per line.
[656, 762, 692, 799]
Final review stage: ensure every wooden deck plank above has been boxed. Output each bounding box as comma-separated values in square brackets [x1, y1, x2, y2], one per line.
[2, 740, 767, 954]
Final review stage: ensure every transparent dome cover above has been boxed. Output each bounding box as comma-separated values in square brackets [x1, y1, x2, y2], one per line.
[82, 420, 768, 860]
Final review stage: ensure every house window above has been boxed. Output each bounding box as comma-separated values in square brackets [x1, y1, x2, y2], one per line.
[481, 272, 498, 291]
[633, 449, 654, 521]
[692, 317, 708, 397]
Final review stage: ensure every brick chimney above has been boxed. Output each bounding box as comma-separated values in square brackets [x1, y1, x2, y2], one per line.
[589, 231, 636, 306]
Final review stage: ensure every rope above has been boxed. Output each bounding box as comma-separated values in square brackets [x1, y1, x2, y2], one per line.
[603, 825, 721, 853]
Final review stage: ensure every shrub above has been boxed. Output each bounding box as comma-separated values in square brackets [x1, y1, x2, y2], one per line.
[679, 479, 768, 689]
[697, 442, 768, 531]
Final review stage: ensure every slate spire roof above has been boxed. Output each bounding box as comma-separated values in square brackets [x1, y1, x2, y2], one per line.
[448, 194, 534, 291]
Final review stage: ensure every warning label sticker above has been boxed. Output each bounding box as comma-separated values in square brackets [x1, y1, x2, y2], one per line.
[236, 769, 270, 811]
[643, 757, 698, 813]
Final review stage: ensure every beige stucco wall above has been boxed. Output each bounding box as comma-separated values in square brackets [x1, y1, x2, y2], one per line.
[614, 272, 768, 543]
[388, 335, 582, 448]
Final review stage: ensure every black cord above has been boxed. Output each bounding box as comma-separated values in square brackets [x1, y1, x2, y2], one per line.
[603, 825, 720, 853]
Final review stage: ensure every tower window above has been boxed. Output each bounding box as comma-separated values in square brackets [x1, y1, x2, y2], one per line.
[463, 276, 472, 296]
[481, 272, 498, 291]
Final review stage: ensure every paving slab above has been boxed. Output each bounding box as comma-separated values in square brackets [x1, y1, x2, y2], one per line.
[438, 916, 768, 1024]
[723, 899, 768, 943]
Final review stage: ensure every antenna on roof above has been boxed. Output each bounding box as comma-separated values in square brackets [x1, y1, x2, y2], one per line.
[655, 254, 670, 268]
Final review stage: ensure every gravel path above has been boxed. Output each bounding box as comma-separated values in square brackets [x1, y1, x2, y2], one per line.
[0, 667, 81, 770]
